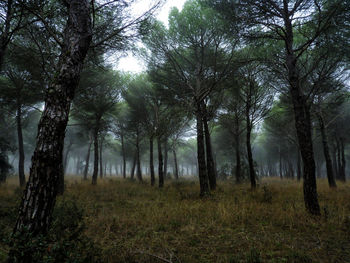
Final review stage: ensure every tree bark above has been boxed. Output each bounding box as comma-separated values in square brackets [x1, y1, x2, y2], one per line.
[83, 139, 92, 180]
[99, 137, 103, 178]
[245, 92, 256, 189]
[173, 148, 179, 180]
[202, 104, 216, 190]
[92, 127, 99, 185]
[196, 105, 209, 197]
[16, 103, 25, 187]
[150, 137, 155, 186]
[318, 114, 336, 187]
[297, 150, 302, 181]
[163, 139, 168, 179]
[130, 152, 136, 180]
[340, 137, 346, 182]
[121, 133, 126, 179]
[284, 7, 320, 215]
[234, 115, 241, 183]
[12, 0, 92, 238]
[157, 136, 164, 188]
[136, 130, 142, 182]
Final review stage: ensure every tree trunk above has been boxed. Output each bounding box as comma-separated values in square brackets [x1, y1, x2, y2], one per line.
[150, 137, 155, 186]
[157, 136, 164, 188]
[284, 12, 320, 215]
[92, 127, 99, 185]
[75, 156, 81, 175]
[136, 131, 142, 182]
[83, 139, 92, 180]
[196, 105, 209, 196]
[163, 139, 168, 179]
[318, 114, 336, 187]
[297, 150, 302, 181]
[245, 95, 256, 189]
[340, 137, 346, 182]
[12, 0, 92, 239]
[99, 137, 103, 178]
[130, 152, 136, 180]
[234, 115, 241, 183]
[173, 148, 179, 180]
[121, 134, 126, 179]
[202, 104, 216, 190]
[16, 103, 25, 187]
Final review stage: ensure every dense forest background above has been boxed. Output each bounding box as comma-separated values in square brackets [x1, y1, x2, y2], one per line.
[0, 0, 349, 262]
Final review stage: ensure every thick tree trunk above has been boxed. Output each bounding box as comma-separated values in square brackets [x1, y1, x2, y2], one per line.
[196, 106, 209, 196]
[121, 134, 126, 179]
[16, 103, 26, 187]
[12, 0, 92, 238]
[157, 136, 164, 188]
[92, 128, 99, 185]
[150, 137, 155, 186]
[173, 148, 179, 180]
[202, 105, 216, 190]
[318, 114, 336, 187]
[163, 139, 168, 179]
[284, 11, 320, 215]
[83, 139, 92, 180]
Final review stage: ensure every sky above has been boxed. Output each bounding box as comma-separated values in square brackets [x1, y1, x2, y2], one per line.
[115, 0, 187, 73]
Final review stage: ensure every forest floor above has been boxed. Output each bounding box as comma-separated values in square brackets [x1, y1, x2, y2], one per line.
[0, 176, 349, 263]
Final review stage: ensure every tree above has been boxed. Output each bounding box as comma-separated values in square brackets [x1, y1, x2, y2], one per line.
[0, 44, 44, 187]
[73, 66, 120, 185]
[143, 0, 236, 195]
[211, 0, 349, 215]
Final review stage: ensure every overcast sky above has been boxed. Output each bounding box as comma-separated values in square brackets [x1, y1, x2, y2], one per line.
[115, 0, 187, 73]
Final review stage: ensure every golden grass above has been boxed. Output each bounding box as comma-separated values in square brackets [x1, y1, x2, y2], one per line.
[1, 176, 350, 262]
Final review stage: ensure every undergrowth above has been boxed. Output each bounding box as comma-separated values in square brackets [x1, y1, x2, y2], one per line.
[0, 177, 349, 262]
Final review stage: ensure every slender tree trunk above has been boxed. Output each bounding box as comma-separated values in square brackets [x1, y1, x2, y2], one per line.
[130, 152, 136, 180]
[163, 139, 168, 179]
[83, 140, 92, 180]
[196, 105, 209, 196]
[92, 128, 99, 185]
[234, 114, 241, 183]
[202, 104, 216, 190]
[121, 134, 126, 179]
[12, 0, 92, 239]
[136, 131, 142, 182]
[16, 103, 25, 187]
[318, 114, 336, 187]
[284, 12, 320, 215]
[63, 142, 72, 174]
[75, 156, 81, 175]
[59, 141, 72, 195]
[297, 150, 302, 181]
[150, 137, 155, 186]
[157, 136, 164, 188]
[173, 148, 179, 180]
[245, 95, 256, 189]
[99, 138, 103, 178]
[340, 137, 346, 182]
[279, 148, 283, 179]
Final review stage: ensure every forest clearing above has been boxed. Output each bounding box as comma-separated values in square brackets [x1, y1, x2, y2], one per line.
[1, 177, 349, 262]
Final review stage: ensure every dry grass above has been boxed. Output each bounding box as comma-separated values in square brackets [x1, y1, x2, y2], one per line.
[1, 176, 350, 262]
